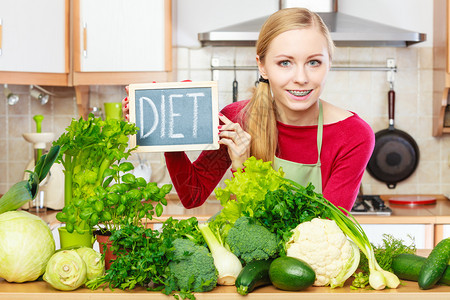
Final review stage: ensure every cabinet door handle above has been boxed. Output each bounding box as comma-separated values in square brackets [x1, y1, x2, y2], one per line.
[83, 22, 87, 57]
[0, 18, 3, 56]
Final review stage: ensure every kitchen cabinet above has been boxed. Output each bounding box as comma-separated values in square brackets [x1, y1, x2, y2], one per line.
[0, 0, 173, 119]
[72, 0, 173, 118]
[433, 0, 450, 135]
[0, 0, 69, 86]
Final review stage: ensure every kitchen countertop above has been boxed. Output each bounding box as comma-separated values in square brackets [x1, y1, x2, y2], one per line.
[0, 250, 448, 299]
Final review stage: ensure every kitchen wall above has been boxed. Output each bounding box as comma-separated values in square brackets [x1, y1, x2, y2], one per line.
[1, 0, 449, 199]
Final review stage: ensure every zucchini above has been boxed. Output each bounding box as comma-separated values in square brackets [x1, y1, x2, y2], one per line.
[269, 256, 315, 291]
[418, 238, 450, 289]
[235, 259, 272, 295]
[392, 253, 450, 285]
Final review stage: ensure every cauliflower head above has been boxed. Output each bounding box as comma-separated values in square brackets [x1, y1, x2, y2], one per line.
[285, 218, 360, 288]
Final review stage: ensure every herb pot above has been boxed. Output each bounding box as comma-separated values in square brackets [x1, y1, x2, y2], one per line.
[96, 232, 116, 270]
[58, 226, 94, 249]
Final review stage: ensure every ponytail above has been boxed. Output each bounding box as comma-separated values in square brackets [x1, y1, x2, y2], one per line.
[240, 81, 278, 162]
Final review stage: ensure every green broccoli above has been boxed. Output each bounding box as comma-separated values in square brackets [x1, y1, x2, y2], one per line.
[225, 216, 278, 264]
[168, 238, 218, 293]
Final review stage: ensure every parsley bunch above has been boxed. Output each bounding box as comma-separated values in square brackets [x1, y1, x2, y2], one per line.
[86, 217, 211, 300]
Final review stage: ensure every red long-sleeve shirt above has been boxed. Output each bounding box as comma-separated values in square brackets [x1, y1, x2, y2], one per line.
[165, 100, 375, 212]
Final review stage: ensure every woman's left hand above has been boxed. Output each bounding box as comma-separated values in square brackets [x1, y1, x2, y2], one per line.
[218, 113, 251, 171]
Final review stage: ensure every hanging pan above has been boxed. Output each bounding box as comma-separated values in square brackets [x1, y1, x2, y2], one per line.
[366, 87, 420, 189]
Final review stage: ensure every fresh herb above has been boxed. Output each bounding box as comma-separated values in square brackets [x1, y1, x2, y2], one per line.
[351, 234, 416, 289]
[86, 217, 210, 300]
[56, 161, 172, 234]
[253, 183, 325, 254]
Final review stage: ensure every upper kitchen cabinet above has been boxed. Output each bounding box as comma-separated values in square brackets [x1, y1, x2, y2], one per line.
[433, 0, 450, 136]
[0, 0, 69, 86]
[72, 0, 172, 85]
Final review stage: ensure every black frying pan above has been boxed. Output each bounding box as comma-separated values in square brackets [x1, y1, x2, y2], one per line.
[366, 88, 420, 189]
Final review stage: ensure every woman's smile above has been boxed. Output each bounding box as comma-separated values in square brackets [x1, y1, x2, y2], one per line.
[287, 89, 313, 98]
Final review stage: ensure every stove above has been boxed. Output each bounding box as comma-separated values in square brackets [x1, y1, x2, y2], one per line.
[351, 195, 392, 216]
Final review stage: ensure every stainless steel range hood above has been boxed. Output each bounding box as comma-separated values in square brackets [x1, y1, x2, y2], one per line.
[198, 10, 426, 47]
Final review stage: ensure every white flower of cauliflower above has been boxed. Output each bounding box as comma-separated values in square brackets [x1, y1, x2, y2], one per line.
[286, 218, 360, 287]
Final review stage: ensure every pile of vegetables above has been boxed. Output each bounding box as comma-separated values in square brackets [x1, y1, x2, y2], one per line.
[205, 156, 402, 292]
[2, 153, 449, 299]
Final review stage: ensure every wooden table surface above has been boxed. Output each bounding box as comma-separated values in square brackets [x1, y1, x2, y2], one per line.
[1, 271, 449, 300]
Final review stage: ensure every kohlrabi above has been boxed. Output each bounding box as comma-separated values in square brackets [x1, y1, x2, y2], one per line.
[43, 249, 87, 291]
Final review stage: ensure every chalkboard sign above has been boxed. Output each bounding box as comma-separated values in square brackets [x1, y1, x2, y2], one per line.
[128, 81, 220, 152]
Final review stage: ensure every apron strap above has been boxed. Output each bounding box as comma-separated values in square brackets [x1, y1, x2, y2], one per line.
[316, 101, 323, 165]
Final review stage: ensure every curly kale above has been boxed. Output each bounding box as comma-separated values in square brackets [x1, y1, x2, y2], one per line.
[225, 216, 278, 264]
[168, 238, 218, 293]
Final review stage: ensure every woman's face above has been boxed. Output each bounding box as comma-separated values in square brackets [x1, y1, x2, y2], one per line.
[257, 27, 330, 125]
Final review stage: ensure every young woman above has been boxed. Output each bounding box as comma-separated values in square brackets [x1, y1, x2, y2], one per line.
[122, 8, 375, 212]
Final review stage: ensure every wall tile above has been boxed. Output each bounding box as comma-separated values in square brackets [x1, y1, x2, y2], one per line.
[190, 47, 213, 69]
[8, 139, 31, 162]
[235, 47, 257, 66]
[8, 115, 30, 138]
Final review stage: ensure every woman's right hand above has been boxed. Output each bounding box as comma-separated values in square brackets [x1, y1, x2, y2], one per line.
[122, 86, 129, 120]
[218, 113, 251, 171]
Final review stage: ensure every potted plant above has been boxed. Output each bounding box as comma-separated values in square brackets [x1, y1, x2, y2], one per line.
[53, 114, 138, 249]
[84, 161, 172, 268]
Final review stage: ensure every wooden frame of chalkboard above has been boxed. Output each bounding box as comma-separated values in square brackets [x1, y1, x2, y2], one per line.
[128, 81, 220, 152]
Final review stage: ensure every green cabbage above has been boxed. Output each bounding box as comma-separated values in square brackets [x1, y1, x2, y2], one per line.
[0, 211, 55, 282]
[43, 250, 87, 290]
[76, 247, 104, 280]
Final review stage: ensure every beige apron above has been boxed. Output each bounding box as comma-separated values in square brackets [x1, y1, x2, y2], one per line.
[273, 101, 323, 193]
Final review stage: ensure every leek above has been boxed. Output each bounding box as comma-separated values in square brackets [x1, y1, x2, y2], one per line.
[0, 145, 60, 214]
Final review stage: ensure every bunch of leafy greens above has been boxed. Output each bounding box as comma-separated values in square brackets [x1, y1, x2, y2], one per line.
[86, 217, 216, 300]
[351, 234, 416, 289]
[211, 157, 325, 255]
[253, 183, 327, 254]
[53, 114, 138, 232]
[211, 157, 286, 241]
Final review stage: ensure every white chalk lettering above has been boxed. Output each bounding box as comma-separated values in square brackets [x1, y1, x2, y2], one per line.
[160, 95, 165, 138]
[139, 96, 158, 139]
[168, 94, 184, 139]
[186, 92, 204, 138]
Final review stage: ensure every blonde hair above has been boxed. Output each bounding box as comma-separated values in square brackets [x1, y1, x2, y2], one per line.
[240, 8, 335, 162]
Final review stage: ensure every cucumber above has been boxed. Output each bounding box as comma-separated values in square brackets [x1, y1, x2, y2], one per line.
[392, 253, 450, 285]
[235, 259, 272, 295]
[418, 238, 450, 289]
[269, 256, 315, 291]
